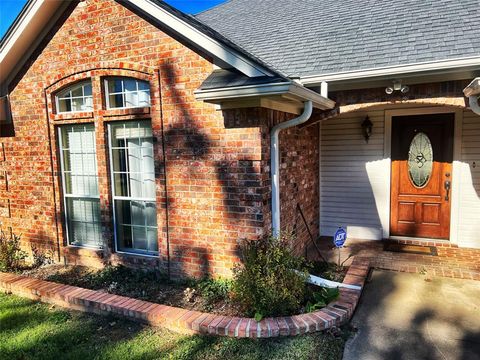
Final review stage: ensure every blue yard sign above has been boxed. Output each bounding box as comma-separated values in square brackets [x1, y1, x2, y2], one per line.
[333, 227, 347, 247]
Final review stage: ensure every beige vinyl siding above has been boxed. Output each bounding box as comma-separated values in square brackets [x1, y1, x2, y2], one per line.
[320, 106, 480, 248]
[457, 110, 480, 248]
[320, 110, 388, 240]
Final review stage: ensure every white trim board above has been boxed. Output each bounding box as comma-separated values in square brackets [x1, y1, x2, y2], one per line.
[384, 107, 463, 243]
[301, 56, 480, 85]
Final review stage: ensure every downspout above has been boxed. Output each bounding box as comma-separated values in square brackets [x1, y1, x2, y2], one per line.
[271, 100, 313, 236]
[468, 95, 480, 116]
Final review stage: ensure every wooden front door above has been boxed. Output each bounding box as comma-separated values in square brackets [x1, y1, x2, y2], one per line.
[390, 114, 454, 239]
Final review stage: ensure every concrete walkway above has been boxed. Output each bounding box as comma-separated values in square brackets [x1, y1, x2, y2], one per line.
[344, 270, 480, 360]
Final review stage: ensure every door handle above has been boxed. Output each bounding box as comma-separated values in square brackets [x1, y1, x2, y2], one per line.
[444, 180, 451, 201]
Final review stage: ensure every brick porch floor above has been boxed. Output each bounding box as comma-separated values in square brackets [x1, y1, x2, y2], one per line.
[310, 238, 480, 281]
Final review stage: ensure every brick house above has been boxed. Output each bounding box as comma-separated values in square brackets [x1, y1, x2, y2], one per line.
[0, 0, 479, 278]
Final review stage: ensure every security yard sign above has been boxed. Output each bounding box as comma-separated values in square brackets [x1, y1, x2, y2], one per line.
[333, 227, 347, 247]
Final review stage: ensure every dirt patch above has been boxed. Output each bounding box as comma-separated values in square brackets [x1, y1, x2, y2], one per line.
[22, 264, 242, 317]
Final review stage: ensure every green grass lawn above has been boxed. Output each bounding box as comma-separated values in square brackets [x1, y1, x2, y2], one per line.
[0, 293, 347, 360]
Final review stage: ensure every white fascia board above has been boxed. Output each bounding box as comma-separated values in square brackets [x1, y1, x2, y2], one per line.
[126, 0, 273, 78]
[300, 56, 480, 85]
[195, 82, 335, 110]
[195, 82, 292, 100]
[288, 82, 335, 109]
[0, 0, 65, 88]
[0, 0, 42, 59]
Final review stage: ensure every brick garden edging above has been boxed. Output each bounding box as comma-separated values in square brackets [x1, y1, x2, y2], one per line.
[0, 257, 368, 338]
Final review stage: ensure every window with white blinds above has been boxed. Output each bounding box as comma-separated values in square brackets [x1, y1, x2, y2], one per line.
[59, 124, 102, 248]
[108, 120, 158, 255]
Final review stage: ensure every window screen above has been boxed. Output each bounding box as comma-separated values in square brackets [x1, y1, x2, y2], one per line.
[56, 81, 93, 113]
[105, 78, 150, 109]
[108, 120, 158, 254]
[59, 124, 102, 247]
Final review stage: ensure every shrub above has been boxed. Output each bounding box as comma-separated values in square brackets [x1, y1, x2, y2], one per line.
[0, 229, 27, 272]
[196, 277, 232, 311]
[231, 233, 308, 320]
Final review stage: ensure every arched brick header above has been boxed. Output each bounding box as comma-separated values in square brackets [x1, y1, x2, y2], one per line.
[338, 96, 467, 115]
[45, 61, 155, 90]
[45, 66, 159, 121]
[304, 80, 470, 127]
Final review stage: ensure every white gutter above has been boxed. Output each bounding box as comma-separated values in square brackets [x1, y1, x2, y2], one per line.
[464, 78, 480, 116]
[300, 56, 480, 85]
[195, 81, 335, 110]
[271, 100, 313, 236]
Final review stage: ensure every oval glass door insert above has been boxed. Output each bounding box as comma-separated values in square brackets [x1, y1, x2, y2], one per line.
[408, 132, 433, 188]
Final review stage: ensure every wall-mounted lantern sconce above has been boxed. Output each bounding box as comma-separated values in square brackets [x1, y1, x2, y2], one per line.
[361, 116, 373, 143]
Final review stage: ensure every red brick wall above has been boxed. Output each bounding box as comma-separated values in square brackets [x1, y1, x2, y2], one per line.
[224, 108, 320, 256]
[277, 124, 319, 256]
[0, 0, 265, 277]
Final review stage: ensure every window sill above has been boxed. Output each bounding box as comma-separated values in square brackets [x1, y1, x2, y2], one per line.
[115, 249, 159, 258]
[51, 112, 94, 122]
[110, 251, 161, 269]
[100, 107, 150, 118]
[63, 245, 104, 257]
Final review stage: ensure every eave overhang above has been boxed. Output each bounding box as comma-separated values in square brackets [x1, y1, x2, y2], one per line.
[300, 56, 480, 92]
[194, 81, 335, 114]
[0, 0, 69, 92]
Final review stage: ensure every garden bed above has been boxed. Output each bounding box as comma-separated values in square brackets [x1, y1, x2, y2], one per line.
[21, 260, 347, 318]
[0, 257, 368, 338]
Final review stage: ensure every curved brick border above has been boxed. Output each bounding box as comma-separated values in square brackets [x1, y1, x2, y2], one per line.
[0, 257, 368, 338]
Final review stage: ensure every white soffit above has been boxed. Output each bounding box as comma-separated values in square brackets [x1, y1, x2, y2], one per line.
[0, 0, 65, 87]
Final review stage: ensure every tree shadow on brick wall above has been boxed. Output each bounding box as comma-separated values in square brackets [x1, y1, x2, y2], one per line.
[158, 63, 256, 278]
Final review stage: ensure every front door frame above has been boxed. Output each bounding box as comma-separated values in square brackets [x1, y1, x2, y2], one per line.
[384, 106, 463, 244]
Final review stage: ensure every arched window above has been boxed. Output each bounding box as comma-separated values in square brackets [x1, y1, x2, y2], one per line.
[104, 77, 150, 109]
[56, 81, 93, 113]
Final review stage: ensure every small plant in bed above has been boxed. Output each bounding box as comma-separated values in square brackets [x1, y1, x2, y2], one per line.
[0, 228, 27, 272]
[305, 286, 340, 313]
[310, 261, 347, 283]
[195, 277, 233, 312]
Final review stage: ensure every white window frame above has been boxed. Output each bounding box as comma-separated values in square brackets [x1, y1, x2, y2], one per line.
[55, 81, 93, 114]
[104, 77, 151, 110]
[58, 124, 102, 249]
[108, 120, 158, 257]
